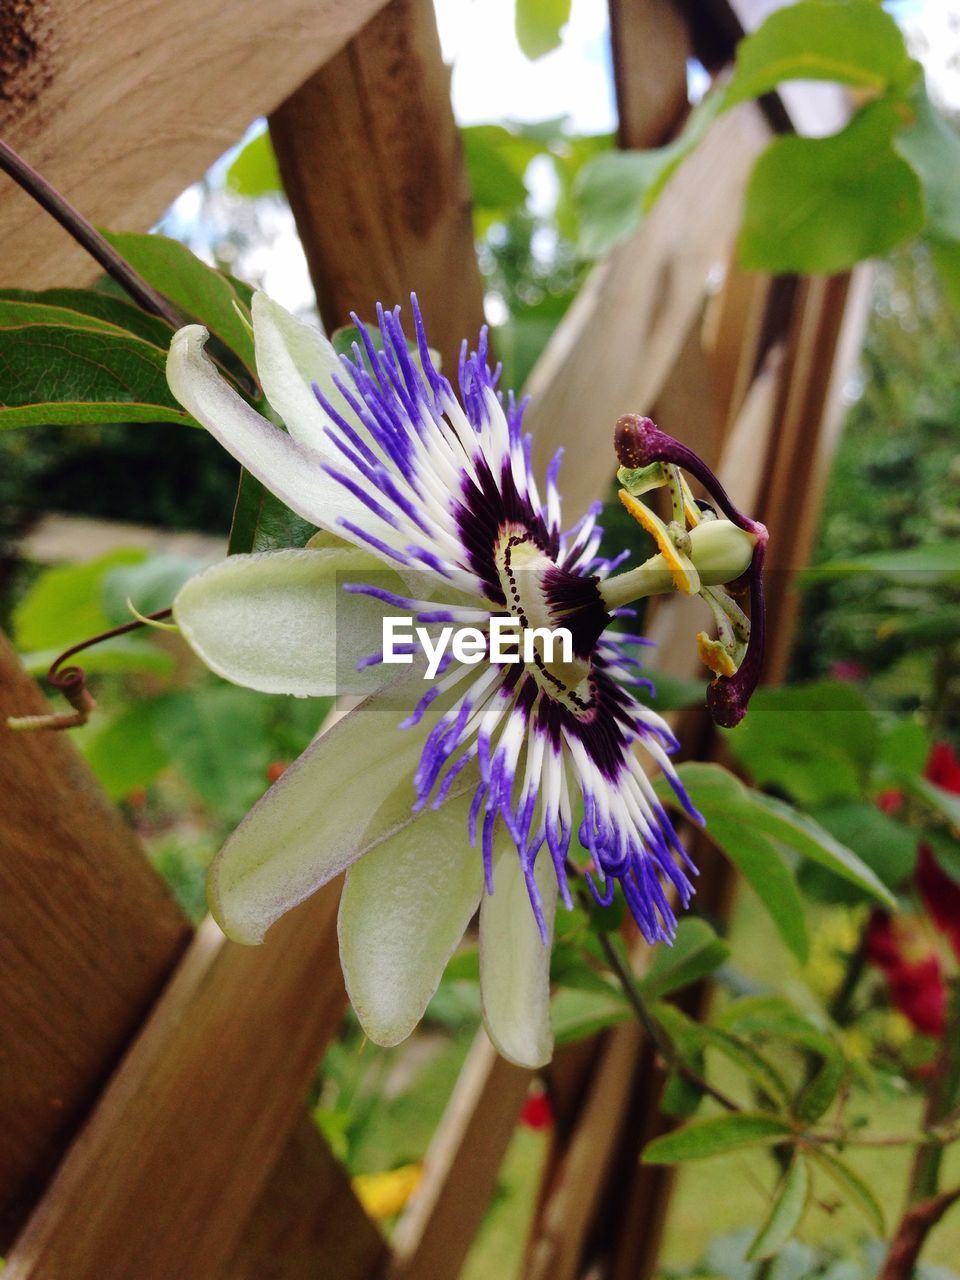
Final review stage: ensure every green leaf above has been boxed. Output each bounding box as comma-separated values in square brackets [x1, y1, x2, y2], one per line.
[807, 539, 960, 582]
[720, 681, 878, 806]
[746, 1155, 810, 1261]
[930, 236, 960, 312]
[877, 716, 932, 779]
[663, 762, 895, 908]
[101, 552, 205, 622]
[225, 128, 283, 198]
[551, 985, 630, 1044]
[13, 548, 147, 650]
[19, 636, 173, 678]
[574, 90, 723, 259]
[515, 0, 570, 60]
[642, 672, 705, 713]
[741, 790, 897, 909]
[740, 102, 924, 275]
[101, 230, 256, 372]
[642, 1112, 793, 1164]
[716, 994, 825, 1042]
[0, 299, 131, 335]
[150, 686, 275, 825]
[462, 124, 529, 212]
[724, 0, 917, 109]
[797, 801, 917, 904]
[901, 773, 960, 834]
[0, 288, 174, 346]
[654, 1002, 789, 1107]
[696, 813, 809, 963]
[0, 325, 195, 429]
[895, 85, 960, 241]
[83, 704, 170, 800]
[639, 917, 730, 1001]
[794, 1048, 845, 1124]
[808, 1148, 886, 1234]
[227, 469, 317, 555]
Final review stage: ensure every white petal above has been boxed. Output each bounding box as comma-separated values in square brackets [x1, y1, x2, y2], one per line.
[166, 325, 371, 537]
[209, 672, 433, 944]
[479, 847, 558, 1068]
[251, 292, 359, 455]
[173, 546, 401, 697]
[338, 788, 483, 1047]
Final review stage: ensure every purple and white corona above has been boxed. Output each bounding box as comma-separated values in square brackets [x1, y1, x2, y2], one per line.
[166, 293, 763, 1067]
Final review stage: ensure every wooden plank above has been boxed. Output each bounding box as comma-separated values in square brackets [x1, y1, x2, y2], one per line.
[525, 102, 770, 522]
[17, 513, 224, 566]
[760, 267, 872, 681]
[609, 0, 692, 150]
[223, 1114, 387, 1280]
[526, 1024, 644, 1280]
[0, 633, 191, 1245]
[269, 0, 486, 379]
[3, 888, 351, 1280]
[389, 1032, 532, 1280]
[0, 0, 391, 288]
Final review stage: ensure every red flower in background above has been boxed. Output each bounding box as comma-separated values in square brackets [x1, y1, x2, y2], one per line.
[866, 911, 946, 1037]
[865, 742, 960, 1038]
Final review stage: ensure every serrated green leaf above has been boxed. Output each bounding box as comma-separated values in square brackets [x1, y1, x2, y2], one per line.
[0, 288, 175, 346]
[101, 230, 256, 372]
[642, 1112, 793, 1164]
[515, 0, 570, 60]
[0, 325, 194, 429]
[809, 1148, 886, 1234]
[225, 128, 282, 198]
[895, 85, 960, 241]
[740, 102, 924, 275]
[724, 0, 916, 109]
[747, 1155, 810, 1261]
[639, 917, 730, 1001]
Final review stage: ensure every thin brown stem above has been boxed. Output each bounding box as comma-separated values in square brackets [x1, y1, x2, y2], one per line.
[879, 1184, 960, 1280]
[7, 609, 173, 732]
[0, 138, 181, 327]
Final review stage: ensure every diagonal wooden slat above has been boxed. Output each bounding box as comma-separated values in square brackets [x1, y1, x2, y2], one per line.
[0, 0, 393, 288]
[0, 635, 191, 1246]
[525, 103, 770, 522]
[269, 0, 486, 378]
[609, 0, 692, 150]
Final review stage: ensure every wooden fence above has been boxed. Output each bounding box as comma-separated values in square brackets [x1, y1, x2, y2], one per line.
[0, 1, 871, 1276]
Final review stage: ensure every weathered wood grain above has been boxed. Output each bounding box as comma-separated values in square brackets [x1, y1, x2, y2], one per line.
[0, 0, 391, 288]
[269, 0, 486, 378]
[0, 633, 191, 1244]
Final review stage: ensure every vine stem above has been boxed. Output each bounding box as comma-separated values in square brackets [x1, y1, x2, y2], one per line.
[878, 1184, 960, 1280]
[0, 138, 182, 327]
[573, 881, 740, 1114]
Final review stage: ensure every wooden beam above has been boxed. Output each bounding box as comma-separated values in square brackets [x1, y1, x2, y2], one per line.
[389, 1033, 532, 1280]
[525, 102, 769, 522]
[0, 634, 191, 1244]
[269, 0, 486, 379]
[223, 1114, 388, 1280]
[0, 0, 391, 288]
[609, 0, 692, 150]
[3, 887, 352, 1280]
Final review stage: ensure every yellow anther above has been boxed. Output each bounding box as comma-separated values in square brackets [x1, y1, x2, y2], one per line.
[697, 631, 738, 677]
[618, 489, 700, 594]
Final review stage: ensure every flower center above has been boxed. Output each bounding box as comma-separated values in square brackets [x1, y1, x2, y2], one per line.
[494, 525, 593, 710]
